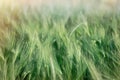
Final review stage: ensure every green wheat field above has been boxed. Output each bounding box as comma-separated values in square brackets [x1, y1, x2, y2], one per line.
[0, 2, 120, 80]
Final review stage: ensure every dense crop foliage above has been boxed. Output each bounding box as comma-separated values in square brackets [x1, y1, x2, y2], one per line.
[0, 6, 120, 80]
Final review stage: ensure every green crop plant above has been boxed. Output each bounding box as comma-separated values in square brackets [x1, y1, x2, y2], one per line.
[0, 5, 120, 80]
